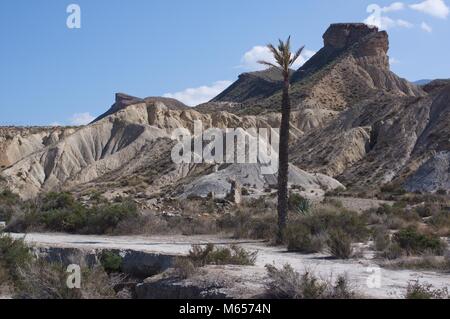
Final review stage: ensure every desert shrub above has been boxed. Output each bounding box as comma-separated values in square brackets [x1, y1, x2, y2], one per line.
[100, 251, 123, 273]
[364, 203, 420, 230]
[84, 201, 138, 234]
[0, 235, 32, 281]
[405, 280, 449, 299]
[265, 264, 357, 299]
[327, 230, 353, 259]
[427, 211, 450, 236]
[373, 226, 391, 251]
[218, 210, 277, 241]
[303, 206, 369, 242]
[17, 261, 120, 299]
[187, 244, 257, 267]
[289, 193, 311, 215]
[0, 189, 21, 206]
[0, 190, 22, 222]
[285, 204, 368, 256]
[40, 192, 76, 211]
[173, 257, 197, 279]
[8, 194, 139, 235]
[415, 203, 438, 218]
[379, 242, 404, 260]
[285, 223, 324, 253]
[393, 227, 447, 256]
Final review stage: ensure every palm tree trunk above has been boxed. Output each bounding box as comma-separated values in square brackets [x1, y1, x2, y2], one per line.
[277, 76, 291, 243]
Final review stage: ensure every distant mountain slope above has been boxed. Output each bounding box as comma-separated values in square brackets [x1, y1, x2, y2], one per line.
[211, 68, 293, 103]
[413, 79, 432, 86]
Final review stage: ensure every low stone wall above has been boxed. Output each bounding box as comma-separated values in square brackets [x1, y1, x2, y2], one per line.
[33, 246, 177, 279]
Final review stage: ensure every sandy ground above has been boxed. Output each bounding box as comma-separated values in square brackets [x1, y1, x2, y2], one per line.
[9, 232, 450, 299]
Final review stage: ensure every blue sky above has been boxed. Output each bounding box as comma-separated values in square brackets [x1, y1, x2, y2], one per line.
[0, 0, 449, 126]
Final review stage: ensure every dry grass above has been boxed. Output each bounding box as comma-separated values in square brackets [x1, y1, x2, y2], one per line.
[265, 264, 358, 299]
[405, 280, 449, 299]
[16, 261, 122, 299]
[187, 244, 257, 267]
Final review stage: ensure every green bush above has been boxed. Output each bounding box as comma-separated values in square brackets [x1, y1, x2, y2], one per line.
[393, 227, 447, 256]
[40, 192, 76, 211]
[100, 251, 123, 273]
[85, 201, 138, 234]
[285, 205, 368, 256]
[285, 223, 324, 253]
[0, 235, 32, 281]
[289, 193, 311, 215]
[0, 190, 21, 222]
[303, 207, 368, 242]
[9, 194, 139, 235]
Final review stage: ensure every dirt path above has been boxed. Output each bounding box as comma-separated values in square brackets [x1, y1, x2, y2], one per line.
[9, 232, 450, 299]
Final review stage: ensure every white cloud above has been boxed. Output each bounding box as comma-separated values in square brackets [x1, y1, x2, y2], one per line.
[389, 57, 400, 64]
[70, 112, 95, 125]
[397, 19, 414, 27]
[365, 14, 414, 30]
[49, 122, 61, 127]
[410, 0, 449, 19]
[382, 2, 406, 12]
[239, 45, 316, 71]
[163, 80, 232, 106]
[421, 21, 434, 31]
[365, 3, 414, 29]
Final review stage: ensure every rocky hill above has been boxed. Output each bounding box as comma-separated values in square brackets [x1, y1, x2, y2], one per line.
[1, 23, 449, 201]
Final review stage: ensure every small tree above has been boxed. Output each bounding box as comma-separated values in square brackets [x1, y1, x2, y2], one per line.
[259, 37, 304, 243]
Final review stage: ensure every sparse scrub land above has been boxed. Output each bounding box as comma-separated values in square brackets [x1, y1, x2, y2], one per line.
[172, 244, 258, 279]
[5, 192, 139, 235]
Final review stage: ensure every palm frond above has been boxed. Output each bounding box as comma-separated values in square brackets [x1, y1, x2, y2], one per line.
[290, 46, 305, 66]
[263, 36, 304, 77]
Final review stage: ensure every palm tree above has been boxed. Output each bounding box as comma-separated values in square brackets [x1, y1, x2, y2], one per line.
[259, 37, 304, 243]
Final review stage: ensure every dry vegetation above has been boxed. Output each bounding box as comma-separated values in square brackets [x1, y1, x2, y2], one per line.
[265, 264, 358, 299]
[0, 234, 127, 299]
